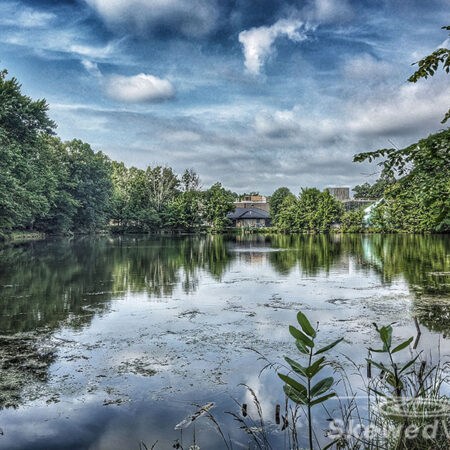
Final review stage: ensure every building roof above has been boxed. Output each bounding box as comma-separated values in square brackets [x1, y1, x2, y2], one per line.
[227, 207, 270, 220]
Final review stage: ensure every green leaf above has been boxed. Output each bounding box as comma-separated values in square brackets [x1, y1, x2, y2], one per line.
[296, 312, 316, 338]
[278, 373, 307, 396]
[306, 356, 326, 378]
[379, 325, 393, 350]
[366, 359, 394, 376]
[289, 326, 314, 348]
[314, 338, 343, 355]
[323, 438, 341, 450]
[310, 377, 334, 398]
[285, 357, 308, 377]
[310, 392, 336, 406]
[391, 337, 414, 354]
[283, 385, 308, 405]
[399, 353, 421, 374]
[296, 339, 309, 354]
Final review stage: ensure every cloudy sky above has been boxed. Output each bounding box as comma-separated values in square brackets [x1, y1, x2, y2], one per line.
[1, 0, 449, 194]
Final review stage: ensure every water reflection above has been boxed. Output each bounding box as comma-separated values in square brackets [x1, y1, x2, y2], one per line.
[0, 233, 448, 416]
[0, 234, 448, 335]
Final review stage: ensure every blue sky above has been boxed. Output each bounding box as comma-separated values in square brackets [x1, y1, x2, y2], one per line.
[1, 0, 448, 194]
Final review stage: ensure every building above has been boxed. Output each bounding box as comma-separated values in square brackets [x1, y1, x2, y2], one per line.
[226, 207, 271, 228]
[234, 195, 270, 212]
[324, 187, 350, 201]
[324, 187, 375, 211]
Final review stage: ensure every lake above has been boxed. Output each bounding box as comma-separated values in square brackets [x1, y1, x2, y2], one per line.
[0, 234, 449, 449]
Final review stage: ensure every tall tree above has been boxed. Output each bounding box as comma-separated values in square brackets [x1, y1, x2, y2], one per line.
[270, 187, 292, 222]
[408, 25, 450, 123]
[354, 129, 450, 232]
[0, 68, 56, 236]
[203, 183, 235, 231]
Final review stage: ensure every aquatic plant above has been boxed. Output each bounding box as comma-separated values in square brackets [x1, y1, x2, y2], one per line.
[278, 311, 343, 450]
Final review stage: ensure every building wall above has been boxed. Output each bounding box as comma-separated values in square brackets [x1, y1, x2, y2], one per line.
[234, 202, 270, 212]
[324, 187, 350, 201]
[235, 218, 270, 228]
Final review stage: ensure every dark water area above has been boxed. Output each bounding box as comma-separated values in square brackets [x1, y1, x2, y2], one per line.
[0, 234, 448, 449]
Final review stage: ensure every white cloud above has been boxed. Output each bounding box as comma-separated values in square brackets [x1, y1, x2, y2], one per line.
[104, 73, 175, 103]
[254, 110, 299, 137]
[312, 0, 353, 23]
[0, 2, 55, 27]
[84, 0, 218, 37]
[342, 53, 394, 81]
[238, 19, 309, 74]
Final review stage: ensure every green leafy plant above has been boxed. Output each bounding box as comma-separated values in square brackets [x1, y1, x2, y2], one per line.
[278, 311, 343, 450]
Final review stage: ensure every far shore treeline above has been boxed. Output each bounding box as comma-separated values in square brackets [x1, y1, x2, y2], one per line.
[0, 67, 449, 240]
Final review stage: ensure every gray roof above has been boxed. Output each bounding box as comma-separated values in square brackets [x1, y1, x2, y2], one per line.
[227, 207, 270, 220]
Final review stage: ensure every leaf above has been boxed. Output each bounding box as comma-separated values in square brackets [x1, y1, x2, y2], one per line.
[366, 359, 394, 376]
[310, 392, 336, 406]
[289, 326, 314, 348]
[379, 325, 393, 350]
[284, 357, 308, 377]
[391, 337, 414, 354]
[311, 377, 334, 398]
[296, 339, 309, 354]
[283, 385, 308, 405]
[399, 353, 421, 374]
[323, 438, 341, 450]
[314, 338, 343, 355]
[297, 312, 316, 338]
[306, 356, 326, 378]
[278, 373, 307, 396]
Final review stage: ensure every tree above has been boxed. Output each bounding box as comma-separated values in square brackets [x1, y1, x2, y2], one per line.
[181, 169, 200, 192]
[354, 129, 450, 232]
[165, 190, 203, 231]
[408, 26, 450, 123]
[146, 166, 180, 213]
[270, 187, 292, 222]
[353, 172, 396, 199]
[0, 68, 57, 237]
[275, 194, 299, 232]
[63, 139, 113, 233]
[203, 183, 235, 231]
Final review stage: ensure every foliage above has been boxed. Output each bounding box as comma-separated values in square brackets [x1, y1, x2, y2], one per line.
[202, 183, 235, 231]
[340, 208, 364, 232]
[353, 173, 396, 200]
[354, 129, 450, 232]
[269, 187, 292, 222]
[408, 26, 450, 124]
[275, 188, 343, 233]
[279, 311, 343, 449]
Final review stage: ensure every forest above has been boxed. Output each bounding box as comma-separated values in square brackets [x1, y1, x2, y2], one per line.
[0, 67, 449, 240]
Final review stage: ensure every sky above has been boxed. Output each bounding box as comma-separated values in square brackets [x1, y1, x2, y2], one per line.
[0, 0, 449, 194]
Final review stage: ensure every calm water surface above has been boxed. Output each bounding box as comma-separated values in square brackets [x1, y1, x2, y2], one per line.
[0, 234, 449, 449]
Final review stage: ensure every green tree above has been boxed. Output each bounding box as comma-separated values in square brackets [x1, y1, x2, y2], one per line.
[408, 26, 450, 123]
[353, 172, 396, 199]
[270, 187, 292, 223]
[63, 139, 113, 233]
[354, 129, 450, 232]
[165, 190, 203, 231]
[275, 194, 300, 232]
[0, 68, 56, 237]
[203, 183, 235, 231]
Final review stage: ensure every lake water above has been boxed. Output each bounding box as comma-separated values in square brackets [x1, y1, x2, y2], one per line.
[0, 234, 449, 449]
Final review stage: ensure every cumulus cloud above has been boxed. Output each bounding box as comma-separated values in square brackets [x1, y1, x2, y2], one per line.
[84, 0, 218, 37]
[254, 110, 299, 138]
[312, 0, 353, 23]
[104, 73, 175, 103]
[238, 19, 309, 74]
[342, 53, 394, 82]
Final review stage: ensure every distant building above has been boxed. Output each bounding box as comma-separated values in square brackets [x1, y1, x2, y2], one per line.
[324, 187, 350, 201]
[234, 195, 270, 212]
[226, 207, 271, 228]
[324, 186, 375, 211]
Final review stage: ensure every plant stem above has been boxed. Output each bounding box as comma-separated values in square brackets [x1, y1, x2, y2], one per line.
[308, 348, 313, 450]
